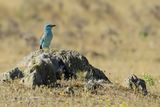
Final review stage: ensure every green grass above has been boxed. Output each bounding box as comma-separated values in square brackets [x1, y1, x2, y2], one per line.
[143, 74, 155, 86]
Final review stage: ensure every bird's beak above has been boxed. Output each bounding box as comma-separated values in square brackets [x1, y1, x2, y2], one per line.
[51, 25, 56, 27]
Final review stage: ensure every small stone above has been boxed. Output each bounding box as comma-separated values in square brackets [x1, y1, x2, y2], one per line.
[84, 79, 103, 92]
[125, 74, 148, 96]
[64, 86, 74, 95]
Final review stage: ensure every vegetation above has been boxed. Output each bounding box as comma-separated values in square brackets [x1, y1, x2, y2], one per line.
[143, 74, 155, 86]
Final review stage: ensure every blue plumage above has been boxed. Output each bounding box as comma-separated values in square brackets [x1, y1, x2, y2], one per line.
[40, 24, 56, 49]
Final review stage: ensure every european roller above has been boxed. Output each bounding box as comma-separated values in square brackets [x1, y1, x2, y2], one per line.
[40, 24, 56, 49]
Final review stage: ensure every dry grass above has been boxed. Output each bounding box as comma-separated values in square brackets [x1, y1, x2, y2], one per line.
[0, 0, 160, 106]
[0, 80, 159, 107]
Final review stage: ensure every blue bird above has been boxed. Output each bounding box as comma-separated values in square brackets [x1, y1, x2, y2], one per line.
[40, 24, 56, 49]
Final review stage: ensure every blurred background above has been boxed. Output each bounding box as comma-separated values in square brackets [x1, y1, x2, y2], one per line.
[0, 0, 160, 91]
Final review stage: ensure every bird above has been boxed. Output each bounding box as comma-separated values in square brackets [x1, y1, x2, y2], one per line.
[39, 24, 56, 49]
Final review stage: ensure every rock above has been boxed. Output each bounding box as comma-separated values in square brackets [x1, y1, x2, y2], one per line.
[64, 86, 74, 95]
[18, 49, 111, 82]
[20, 53, 57, 87]
[85, 66, 112, 83]
[0, 67, 23, 82]
[2, 49, 111, 88]
[84, 79, 103, 92]
[125, 74, 148, 96]
[19, 49, 111, 81]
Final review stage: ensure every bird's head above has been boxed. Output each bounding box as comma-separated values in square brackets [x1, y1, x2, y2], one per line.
[44, 24, 56, 31]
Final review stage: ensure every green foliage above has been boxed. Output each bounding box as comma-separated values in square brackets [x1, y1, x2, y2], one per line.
[143, 74, 155, 86]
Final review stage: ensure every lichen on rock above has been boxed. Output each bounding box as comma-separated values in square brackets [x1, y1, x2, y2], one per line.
[0, 49, 111, 87]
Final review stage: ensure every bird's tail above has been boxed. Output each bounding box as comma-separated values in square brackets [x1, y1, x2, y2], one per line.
[40, 45, 42, 49]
